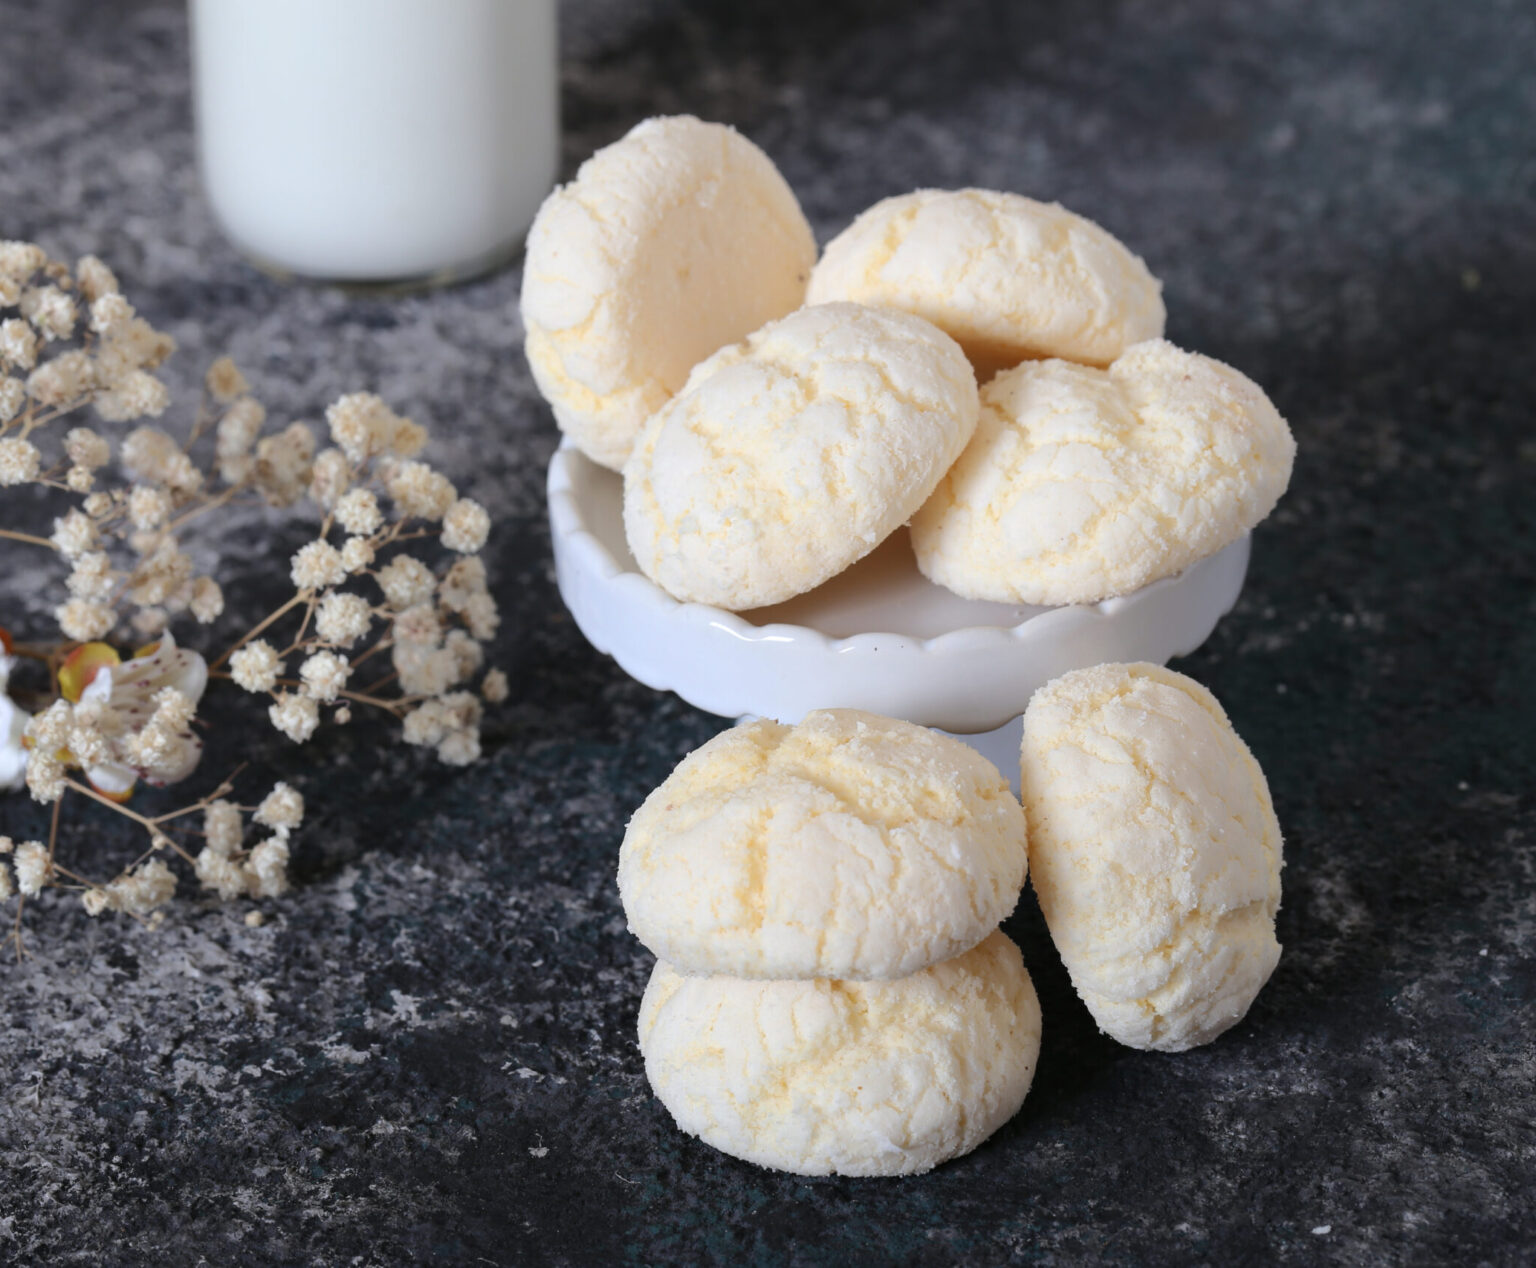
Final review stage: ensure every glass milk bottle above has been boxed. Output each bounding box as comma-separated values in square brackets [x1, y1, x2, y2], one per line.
[189, 0, 558, 286]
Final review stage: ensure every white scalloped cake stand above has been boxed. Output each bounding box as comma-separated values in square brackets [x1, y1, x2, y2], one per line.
[548, 444, 1250, 788]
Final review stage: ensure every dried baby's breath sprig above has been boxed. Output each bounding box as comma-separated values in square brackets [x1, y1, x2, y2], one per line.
[0, 242, 507, 947]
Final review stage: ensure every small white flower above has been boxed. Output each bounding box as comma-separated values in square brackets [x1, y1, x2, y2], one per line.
[195, 848, 246, 900]
[392, 642, 457, 696]
[339, 536, 374, 574]
[13, 841, 50, 897]
[75, 254, 120, 301]
[445, 629, 483, 681]
[22, 285, 76, 341]
[26, 349, 92, 405]
[387, 460, 457, 520]
[148, 685, 197, 731]
[67, 552, 115, 602]
[127, 484, 173, 531]
[216, 396, 265, 468]
[190, 577, 224, 623]
[315, 592, 373, 647]
[50, 508, 98, 559]
[325, 392, 391, 463]
[0, 376, 23, 422]
[25, 752, 66, 803]
[95, 370, 170, 422]
[441, 498, 490, 553]
[268, 692, 319, 743]
[28, 698, 73, 751]
[121, 426, 179, 483]
[89, 293, 135, 337]
[230, 640, 283, 693]
[244, 837, 290, 898]
[299, 650, 349, 704]
[56, 597, 115, 642]
[105, 858, 177, 916]
[79, 633, 208, 790]
[376, 555, 436, 610]
[462, 591, 500, 641]
[65, 427, 110, 470]
[402, 692, 482, 763]
[393, 603, 441, 648]
[309, 447, 351, 508]
[482, 668, 509, 704]
[0, 241, 46, 281]
[254, 781, 305, 832]
[0, 317, 38, 371]
[334, 488, 382, 537]
[0, 436, 41, 485]
[204, 356, 248, 403]
[440, 557, 488, 611]
[290, 540, 346, 591]
[437, 730, 481, 766]
[129, 606, 168, 640]
[204, 800, 243, 855]
[254, 421, 315, 507]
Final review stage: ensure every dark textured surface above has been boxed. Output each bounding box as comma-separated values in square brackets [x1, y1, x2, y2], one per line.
[2, 0, 1534, 1263]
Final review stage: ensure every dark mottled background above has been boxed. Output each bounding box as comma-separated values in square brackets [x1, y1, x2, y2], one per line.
[1, 1, 1532, 1263]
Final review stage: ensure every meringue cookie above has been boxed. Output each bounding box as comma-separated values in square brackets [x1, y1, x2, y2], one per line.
[521, 115, 816, 471]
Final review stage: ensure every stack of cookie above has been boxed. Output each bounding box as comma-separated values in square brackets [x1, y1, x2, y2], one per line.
[521, 115, 1295, 616]
[617, 709, 1042, 1177]
[617, 670, 1286, 1175]
[525, 117, 1292, 1175]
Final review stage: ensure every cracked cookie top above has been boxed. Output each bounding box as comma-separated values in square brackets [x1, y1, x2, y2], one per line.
[1020, 662, 1283, 1052]
[622, 301, 979, 610]
[808, 187, 1165, 376]
[618, 708, 1026, 981]
[911, 339, 1295, 606]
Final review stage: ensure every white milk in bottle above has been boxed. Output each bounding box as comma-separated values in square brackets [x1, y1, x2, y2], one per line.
[190, 0, 558, 285]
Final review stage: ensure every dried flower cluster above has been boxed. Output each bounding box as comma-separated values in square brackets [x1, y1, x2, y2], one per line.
[0, 242, 506, 947]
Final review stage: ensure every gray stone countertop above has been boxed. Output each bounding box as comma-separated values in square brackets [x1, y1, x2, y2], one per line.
[1, 0, 1533, 1263]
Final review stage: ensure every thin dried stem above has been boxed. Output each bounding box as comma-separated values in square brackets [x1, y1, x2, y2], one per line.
[62, 776, 156, 827]
[282, 594, 319, 655]
[51, 862, 102, 889]
[45, 791, 63, 872]
[0, 528, 58, 551]
[360, 669, 400, 696]
[339, 688, 409, 713]
[11, 895, 26, 962]
[163, 480, 248, 533]
[209, 594, 304, 670]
